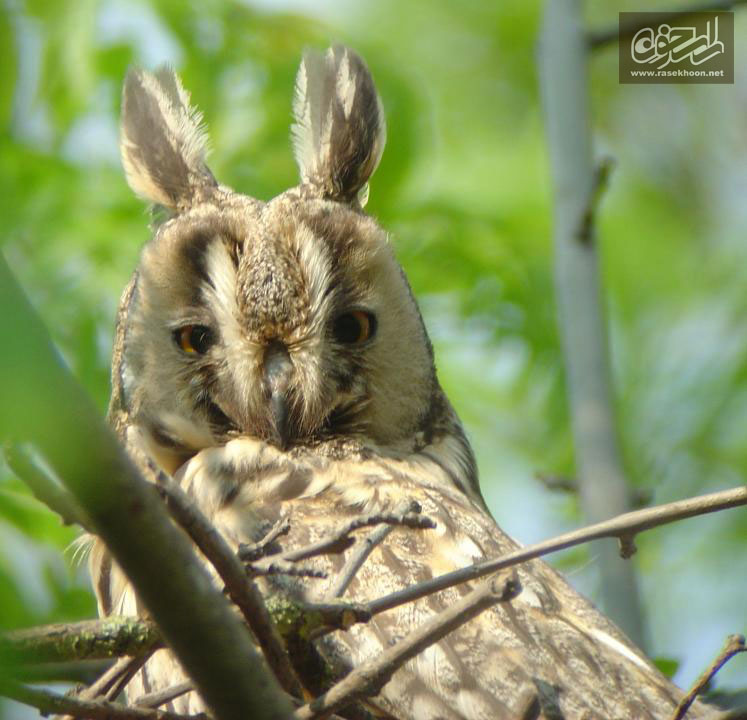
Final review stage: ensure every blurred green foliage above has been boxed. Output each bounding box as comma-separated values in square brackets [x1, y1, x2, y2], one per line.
[1, 0, 746, 709]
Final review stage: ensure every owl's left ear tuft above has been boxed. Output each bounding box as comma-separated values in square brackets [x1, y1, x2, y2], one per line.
[120, 66, 217, 211]
[292, 45, 386, 205]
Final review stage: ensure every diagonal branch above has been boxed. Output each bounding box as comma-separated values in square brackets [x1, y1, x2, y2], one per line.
[135, 682, 195, 710]
[239, 517, 291, 562]
[73, 654, 149, 703]
[362, 485, 747, 619]
[294, 573, 521, 720]
[323, 500, 427, 601]
[152, 471, 305, 699]
[672, 634, 747, 720]
[0, 678, 207, 720]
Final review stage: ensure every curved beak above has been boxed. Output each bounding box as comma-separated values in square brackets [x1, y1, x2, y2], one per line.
[263, 342, 293, 449]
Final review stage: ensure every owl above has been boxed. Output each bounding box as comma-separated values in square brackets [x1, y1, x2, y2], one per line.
[90, 46, 717, 719]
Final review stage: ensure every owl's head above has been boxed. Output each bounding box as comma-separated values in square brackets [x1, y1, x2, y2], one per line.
[118, 47, 441, 472]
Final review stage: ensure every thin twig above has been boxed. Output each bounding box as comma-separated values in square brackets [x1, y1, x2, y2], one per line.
[246, 559, 327, 579]
[0, 678, 206, 720]
[135, 682, 194, 709]
[239, 518, 291, 562]
[588, 0, 747, 50]
[360, 485, 747, 620]
[152, 473, 305, 700]
[327, 523, 395, 599]
[75, 655, 149, 701]
[245, 503, 434, 566]
[326, 501, 420, 600]
[672, 634, 747, 720]
[294, 573, 520, 720]
[1, 617, 160, 664]
[56, 656, 151, 720]
[4, 443, 93, 530]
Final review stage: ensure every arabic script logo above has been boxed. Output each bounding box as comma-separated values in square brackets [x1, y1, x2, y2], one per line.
[631, 17, 724, 70]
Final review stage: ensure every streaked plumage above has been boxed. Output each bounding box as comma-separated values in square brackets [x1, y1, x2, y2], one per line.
[92, 46, 717, 719]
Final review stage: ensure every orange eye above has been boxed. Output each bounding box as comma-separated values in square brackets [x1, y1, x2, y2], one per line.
[174, 325, 214, 354]
[333, 311, 377, 344]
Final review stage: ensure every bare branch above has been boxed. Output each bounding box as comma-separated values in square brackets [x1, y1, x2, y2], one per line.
[135, 682, 194, 709]
[1, 617, 160, 664]
[153, 474, 305, 699]
[239, 518, 291, 562]
[247, 560, 328, 579]
[327, 525, 394, 599]
[75, 655, 149, 702]
[588, 0, 747, 50]
[326, 501, 423, 600]
[245, 502, 434, 567]
[0, 677, 206, 720]
[363, 485, 747, 619]
[294, 573, 520, 720]
[672, 634, 747, 720]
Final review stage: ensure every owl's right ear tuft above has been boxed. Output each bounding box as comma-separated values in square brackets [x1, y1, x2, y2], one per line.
[292, 46, 386, 205]
[120, 67, 217, 211]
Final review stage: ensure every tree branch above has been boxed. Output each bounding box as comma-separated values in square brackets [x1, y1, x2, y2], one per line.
[74, 655, 149, 703]
[0, 678, 205, 720]
[0, 254, 293, 720]
[135, 682, 195, 710]
[294, 573, 520, 720]
[241, 503, 434, 566]
[1, 617, 159, 664]
[673, 634, 747, 720]
[325, 502, 419, 600]
[362, 485, 747, 619]
[152, 473, 305, 699]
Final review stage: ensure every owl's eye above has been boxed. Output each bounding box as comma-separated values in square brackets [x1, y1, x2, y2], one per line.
[333, 311, 377, 344]
[174, 325, 214, 354]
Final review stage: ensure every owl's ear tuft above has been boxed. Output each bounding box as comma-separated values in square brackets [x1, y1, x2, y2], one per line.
[120, 66, 217, 211]
[292, 45, 386, 204]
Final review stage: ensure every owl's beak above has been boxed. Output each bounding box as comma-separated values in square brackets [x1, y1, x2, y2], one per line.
[263, 342, 293, 449]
